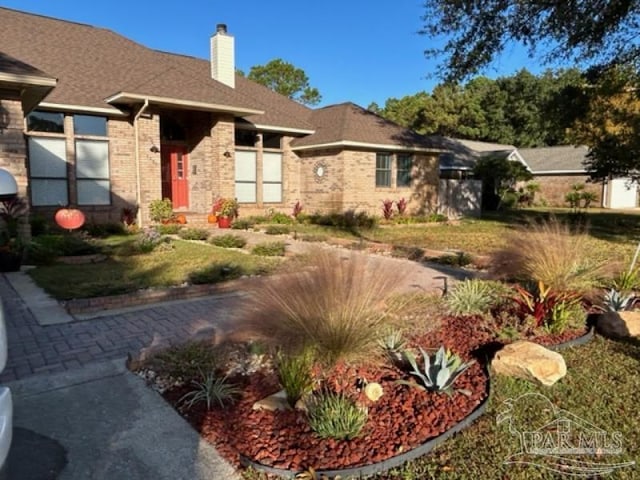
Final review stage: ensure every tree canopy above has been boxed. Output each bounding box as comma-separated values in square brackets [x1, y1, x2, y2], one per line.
[369, 69, 583, 147]
[247, 58, 322, 106]
[422, 0, 640, 82]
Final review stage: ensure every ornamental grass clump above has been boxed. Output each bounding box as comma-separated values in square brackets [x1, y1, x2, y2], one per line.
[445, 279, 511, 316]
[306, 391, 368, 440]
[244, 249, 404, 366]
[490, 216, 602, 293]
[276, 348, 316, 407]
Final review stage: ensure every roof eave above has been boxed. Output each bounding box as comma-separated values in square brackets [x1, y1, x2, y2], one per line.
[105, 92, 264, 116]
[291, 140, 445, 153]
[532, 169, 590, 175]
[38, 101, 128, 116]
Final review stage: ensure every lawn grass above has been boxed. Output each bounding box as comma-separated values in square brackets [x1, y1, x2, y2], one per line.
[374, 335, 640, 479]
[28, 238, 281, 300]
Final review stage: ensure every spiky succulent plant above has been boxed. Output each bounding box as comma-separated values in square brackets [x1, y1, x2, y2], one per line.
[399, 346, 474, 394]
[603, 288, 634, 312]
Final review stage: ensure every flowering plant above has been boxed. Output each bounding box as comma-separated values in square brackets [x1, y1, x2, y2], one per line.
[213, 198, 239, 218]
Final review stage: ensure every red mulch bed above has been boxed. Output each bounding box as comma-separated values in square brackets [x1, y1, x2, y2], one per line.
[160, 316, 589, 473]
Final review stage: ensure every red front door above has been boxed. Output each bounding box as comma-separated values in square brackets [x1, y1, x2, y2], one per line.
[161, 145, 189, 209]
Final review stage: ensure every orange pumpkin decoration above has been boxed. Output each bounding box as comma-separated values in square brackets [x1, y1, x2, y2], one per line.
[54, 207, 85, 230]
[176, 214, 187, 225]
[207, 214, 218, 224]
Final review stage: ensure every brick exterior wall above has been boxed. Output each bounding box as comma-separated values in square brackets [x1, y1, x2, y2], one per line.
[533, 174, 603, 207]
[296, 148, 439, 216]
[0, 94, 30, 240]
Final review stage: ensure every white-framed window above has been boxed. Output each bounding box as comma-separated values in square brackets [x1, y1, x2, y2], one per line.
[397, 154, 413, 187]
[263, 152, 282, 203]
[235, 150, 257, 203]
[376, 153, 392, 187]
[28, 137, 69, 206]
[75, 139, 110, 205]
[26, 111, 111, 207]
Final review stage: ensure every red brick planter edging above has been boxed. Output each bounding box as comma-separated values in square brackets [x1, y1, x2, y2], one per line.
[63, 279, 248, 315]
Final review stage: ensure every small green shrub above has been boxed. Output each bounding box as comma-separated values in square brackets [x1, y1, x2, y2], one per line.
[177, 228, 210, 241]
[231, 219, 254, 230]
[246, 215, 270, 225]
[151, 342, 221, 381]
[307, 392, 368, 440]
[308, 210, 377, 230]
[188, 263, 243, 284]
[209, 234, 247, 249]
[252, 241, 286, 256]
[269, 212, 295, 224]
[276, 349, 315, 407]
[394, 214, 447, 224]
[135, 227, 167, 253]
[264, 225, 290, 235]
[149, 198, 175, 224]
[611, 268, 640, 294]
[433, 252, 473, 267]
[300, 234, 328, 243]
[29, 215, 49, 236]
[445, 279, 510, 315]
[30, 234, 101, 256]
[155, 223, 181, 235]
[83, 222, 127, 237]
[24, 241, 57, 265]
[390, 246, 424, 261]
[179, 372, 240, 410]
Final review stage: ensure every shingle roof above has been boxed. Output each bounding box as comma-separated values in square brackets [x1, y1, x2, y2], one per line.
[438, 137, 516, 170]
[0, 7, 312, 131]
[518, 145, 590, 173]
[0, 51, 54, 80]
[290, 102, 443, 151]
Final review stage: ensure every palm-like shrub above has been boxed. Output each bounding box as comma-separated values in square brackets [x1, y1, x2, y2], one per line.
[490, 217, 602, 293]
[244, 249, 404, 365]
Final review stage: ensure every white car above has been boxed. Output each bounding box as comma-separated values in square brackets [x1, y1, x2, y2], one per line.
[0, 299, 12, 470]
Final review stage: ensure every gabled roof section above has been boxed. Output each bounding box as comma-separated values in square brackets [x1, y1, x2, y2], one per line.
[518, 145, 591, 174]
[0, 7, 313, 130]
[290, 102, 443, 151]
[438, 137, 521, 170]
[0, 51, 56, 112]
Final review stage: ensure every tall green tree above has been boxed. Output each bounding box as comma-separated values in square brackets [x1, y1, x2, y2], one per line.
[247, 58, 321, 106]
[421, 0, 640, 82]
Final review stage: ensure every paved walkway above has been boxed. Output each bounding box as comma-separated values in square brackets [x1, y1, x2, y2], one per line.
[0, 275, 244, 382]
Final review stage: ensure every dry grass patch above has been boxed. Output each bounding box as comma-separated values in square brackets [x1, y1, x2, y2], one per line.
[241, 249, 405, 366]
[489, 217, 604, 292]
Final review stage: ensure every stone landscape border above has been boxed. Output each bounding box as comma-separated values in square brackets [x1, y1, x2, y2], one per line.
[238, 327, 596, 479]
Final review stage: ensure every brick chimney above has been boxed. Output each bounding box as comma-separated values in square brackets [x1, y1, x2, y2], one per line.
[210, 24, 235, 88]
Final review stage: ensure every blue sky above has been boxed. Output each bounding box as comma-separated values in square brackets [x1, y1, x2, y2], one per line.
[4, 1, 552, 107]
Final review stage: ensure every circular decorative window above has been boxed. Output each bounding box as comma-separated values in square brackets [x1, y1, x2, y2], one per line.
[313, 162, 328, 182]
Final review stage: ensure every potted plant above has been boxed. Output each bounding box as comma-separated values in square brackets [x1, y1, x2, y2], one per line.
[208, 198, 224, 224]
[149, 198, 176, 224]
[214, 198, 239, 229]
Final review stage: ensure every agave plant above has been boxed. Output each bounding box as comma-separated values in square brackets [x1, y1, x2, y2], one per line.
[603, 289, 634, 312]
[399, 346, 474, 395]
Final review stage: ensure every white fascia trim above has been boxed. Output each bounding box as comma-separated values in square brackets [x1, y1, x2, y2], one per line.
[508, 150, 532, 171]
[532, 169, 589, 175]
[439, 166, 473, 171]
[105, 92, 263, 116]
[251, 123, 315, 135]
[0, 73, 57, 87]
[291, 140, 445, 153]
[38, 102, 127, 116]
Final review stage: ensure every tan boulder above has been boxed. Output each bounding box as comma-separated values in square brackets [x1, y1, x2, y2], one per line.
[492, 341, 566, 387]
[597, 311, 640, 338]
[252, 390, 289, 411]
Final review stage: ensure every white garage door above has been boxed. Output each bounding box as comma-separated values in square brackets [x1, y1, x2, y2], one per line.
[610, 177, 638, 209]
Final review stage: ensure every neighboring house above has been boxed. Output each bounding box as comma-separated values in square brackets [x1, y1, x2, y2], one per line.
[518, 145, 639, 209]
[0, 7, 445, 228]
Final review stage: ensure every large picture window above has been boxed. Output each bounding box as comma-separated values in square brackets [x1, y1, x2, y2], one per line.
[27, 112, 111, 207]
[376, 153, 392, 187]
